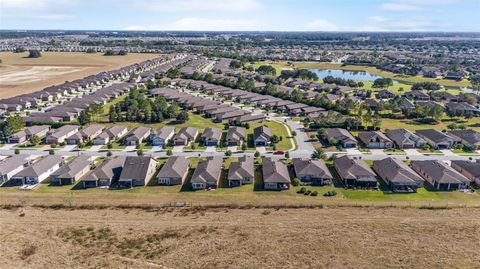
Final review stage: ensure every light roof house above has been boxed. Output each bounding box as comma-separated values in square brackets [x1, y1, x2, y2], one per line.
[386, 128, 427, 149]
[118, 156, 158, 187]
[11, 155, 64, 185]
[372, 157, 424, 193]
[201, 127, 222, 146]
[253, 126, 272, 146]
[150, 126, 176, 146]
[50, 156, 92, 185]
[334, 155, 377, 188]
[226, 126, 246, 146]
[7, 125, 50, 144]
[156, 156, 190, 186]
[358, 131, 393, 149]
[173, 127, 199, 146]
[411, 160, 470, 191]
[228, 156, 254, 187]
[93, 126, 128, 145]
[45, 125, 79, 144]
[66, 124, 104, 145]
[0, 155, 29, 185]
[262, 157, 290, 191]
[451, 160, 480, 185]
[191, 156, 223, 190]
[123, 126, 151, 146]
[324, 128, 357, 148]
[293, 158, 333, 186]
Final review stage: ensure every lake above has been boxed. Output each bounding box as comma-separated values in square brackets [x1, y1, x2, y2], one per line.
[309, 69, 393, 82]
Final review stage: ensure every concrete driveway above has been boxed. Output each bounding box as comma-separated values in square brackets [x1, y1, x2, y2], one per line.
[345, 148, 362, 155]
[1, 144, 16, 150]
[205, 146, 216, 152]
[123, 146, 136, 152]
[172, 146, 184, 152]
[404, 149, 421, 156]
[227, 146, 238, 152]
[441, 149, 455, 156]
[256, 146, 266, 153]
[370, 149, 386, 155]
[60, 145, 77, 152]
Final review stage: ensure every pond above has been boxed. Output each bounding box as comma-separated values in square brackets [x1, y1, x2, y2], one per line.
[309, 69, 396, 83]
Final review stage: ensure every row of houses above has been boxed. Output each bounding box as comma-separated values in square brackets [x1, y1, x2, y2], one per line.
[150, 86, 267, 124]
[1, 154, 478, 192]
[0, 56, 171, 116]
[334, 156, 477, 192]
[322, 128, 480, 150]
[169, 79, 326, 117]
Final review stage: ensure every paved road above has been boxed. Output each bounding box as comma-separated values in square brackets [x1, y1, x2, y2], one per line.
[270, 116, 315, 156]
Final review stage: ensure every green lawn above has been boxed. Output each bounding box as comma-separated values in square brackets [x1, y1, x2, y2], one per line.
[247, 120, 294, 151]
[380, 117, 480, 132]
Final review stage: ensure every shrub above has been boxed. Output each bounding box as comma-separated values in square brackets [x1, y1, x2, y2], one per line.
[297, 187, 306, 194]
[291, 177, 301, 187]
[324, 190, 337, 197]
[311, 191, 318, 196]
[304, 190, 312, 196]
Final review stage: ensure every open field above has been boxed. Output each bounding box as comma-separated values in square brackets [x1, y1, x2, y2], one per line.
[0, 52, 159, 99]
[254, 61, 473, 89]
[1, 206, 480, 269]
[380, 117, 480, 132]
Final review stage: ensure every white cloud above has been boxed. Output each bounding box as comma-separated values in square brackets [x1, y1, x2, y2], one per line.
[379, 2, 421, 11]
[124, 17, 259, 31]
[123, 0, 263, 12]
[307, 19, 339, 31]
[0, 0, 77, 20]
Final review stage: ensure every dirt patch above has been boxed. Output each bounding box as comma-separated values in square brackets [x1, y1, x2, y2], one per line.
[0, 52, 159, 99]
[1, 206, 479, 269]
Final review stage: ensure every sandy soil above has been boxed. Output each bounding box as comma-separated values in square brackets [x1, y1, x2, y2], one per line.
[0, 52, 159, 99]
[1, 206, 479, 269]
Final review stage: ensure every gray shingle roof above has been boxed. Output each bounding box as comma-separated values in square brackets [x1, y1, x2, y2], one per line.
[334, 155, 376, 180]
[293, 158, 332, 179]
[373, 157, 423, 185]
[411, 160, 470, 184]
[262, 158, 290, 184]
[191, 156, 223, 184]
[119, 157, 157, 181]
[228, 156, 254, 180]
[14, 155, 63, 178]
[157, 156, 190, 179]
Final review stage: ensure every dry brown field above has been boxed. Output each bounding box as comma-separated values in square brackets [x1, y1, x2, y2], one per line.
[1, 205, 479, 269]
[0, 52, 159, 99]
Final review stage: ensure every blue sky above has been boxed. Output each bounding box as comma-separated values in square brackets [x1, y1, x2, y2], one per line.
[1, 0, 479, 31]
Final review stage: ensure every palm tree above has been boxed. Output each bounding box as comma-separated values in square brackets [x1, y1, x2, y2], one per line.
[311, 148, 327, 160]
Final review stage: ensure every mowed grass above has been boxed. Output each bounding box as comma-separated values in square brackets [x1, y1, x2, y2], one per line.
[248, 120, 294, 151]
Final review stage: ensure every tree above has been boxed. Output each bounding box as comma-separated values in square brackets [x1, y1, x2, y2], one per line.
[254, 151, 260, 158]
[49, 149, 55, 155]
[176, 111, 189, 123]
[285, 151, 290, 158]
[27, 50, 42, 58]
[137, 149, 144, 156]
[78, 111, 91, 125]
[5, 115, 25, 135]
[166, 149, 173, 156]
[29, 135, 41, 146]
[255, 65, 277, 76]
[291, 178, 301, 187]
[225, 150, 232, 156]
[14, 149, 20, 155]
[311, 148, 327, 160]
[106, 151, 113, 157]
[241, 143, 247, 151]
[372, 78, 393, 88]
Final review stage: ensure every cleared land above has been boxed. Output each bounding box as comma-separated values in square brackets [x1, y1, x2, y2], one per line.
[1, 206, 480, 269]
[0, 52, 159, 99]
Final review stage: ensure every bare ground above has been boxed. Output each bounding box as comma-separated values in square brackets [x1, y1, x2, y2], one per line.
[1, 206, 480, 269]
[0, 52, 159, 99]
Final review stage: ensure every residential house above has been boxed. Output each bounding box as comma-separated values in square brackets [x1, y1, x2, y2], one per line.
[66, 124, 104, 145]
[10, 155, 64, 185]
[262, 157, 290, 190]
[156, 156, 190, 185]
[123, 126, 151, 146]
[334, 155, 377, 188]
[173, 127, 199, 146]
[411, 160, 470, 190]
[191, 156, 223, 190]
[227, 156, 254, 187]
[293, 158, 333, 186]
[0, 155, 29, 185]
[385, 129, 427, 149]
[451, 160, 480, 185]
[253, 126, 272, 146]
[118, 156, 158, 187]
[150, 126, 175, 147]
[50, 156, 92, 185]
[81, 156, 126, 188]
[372, 157, 424, 193]
[93, 126, 128, 145]
[226, 126, 246, 146]
[45, 125, 79, 144]
[358, 131, 393, 149]
[7, 125, 50, 144]
[324, 128, 357, 148]
[201, 127, 222, 146]
[415, 129, 456, 149]
[448, 129, 480, 150]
